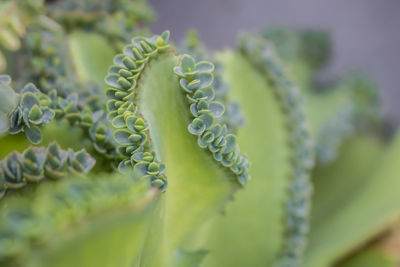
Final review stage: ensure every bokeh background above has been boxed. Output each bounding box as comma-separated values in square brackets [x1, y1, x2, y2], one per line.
[149, 0, 400, 125]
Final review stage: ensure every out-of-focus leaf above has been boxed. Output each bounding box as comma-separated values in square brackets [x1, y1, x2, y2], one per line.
[0, 173, 157, 267]
[172, 249, 208, 267]
[0, 77, 17, 136]
[338, 249, 398, 267]
[305, 133, 400, 267]
[68, 31, 115, 85]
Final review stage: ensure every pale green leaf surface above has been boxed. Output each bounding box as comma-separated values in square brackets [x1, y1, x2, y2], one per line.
[0, 134, 30, 158]
[305, 133, 400, 267]
[0, 174, 157, 267]
[68, 31, 115, 84]
[338, 249, 398, 267]
[172, 249, 208, 267]
[188, 51, 291, 266]
[138, 54, 239, 266]
[28, 202, 154, 267]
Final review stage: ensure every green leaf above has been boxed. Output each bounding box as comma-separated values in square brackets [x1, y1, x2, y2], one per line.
[180, 73, 213, 93]
[22, 83, 39, 94]
[196, 61, 214, 73]
[189, 51, 292, 266]
[0, 27, 21, 51]
[181, 55, 196, 73]
[68, 31, 115, 85]
[161, 30, 170, 45]
[188, 118, 206, 135]
[137, 54, 240, 266]
[338, 249, 399, 267]
[259, 28, 376, 164]
[28, 105, 43, 123]
[114, 130, 132, 146]
[21, 93, 40, 110]
[209, 102, 224, 118]
[40, 109, 55, 125]
[172, 249, 208, 267]
[304, 133, 400, 267]
[0, 173, 157, 267]
[25, 125, 42, 144]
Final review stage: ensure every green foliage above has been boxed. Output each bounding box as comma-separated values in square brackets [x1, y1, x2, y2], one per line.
[48, 0, 155, 51]
[174, 54, 249, 185]
[0, 1, 398, 267]
[259, 27, 380, 164]
[305, 133, 400, 267]
[260, 28, 332, 69]
[0, 142, 95, 199]
[8, 83, 55, 144]
[178, 30, 246, 133]
[240, 33, 314, 266]
[0, 75, 17, 135]
[137, 53, 241, 266]
[105, 31, 171, 190]
[104, 31, 249, 266]
[339, 249, 399, 267]
[193, 50, 292, 267]
[0, 0, 44, 72]
[0, 172, 156, 266]
[173, 249, 208, 267]
[3, 78, 117, 162]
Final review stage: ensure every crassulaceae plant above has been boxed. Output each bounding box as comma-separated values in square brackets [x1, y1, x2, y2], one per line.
[105, 30, 171, 190]
[174, 54, 249, 185]
[0, 142, 95, 199]
[8, 83, 55, 144]
[0, 1, 399, 267]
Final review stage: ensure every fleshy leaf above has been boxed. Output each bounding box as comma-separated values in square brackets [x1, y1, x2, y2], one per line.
[25, 125, 42, 144]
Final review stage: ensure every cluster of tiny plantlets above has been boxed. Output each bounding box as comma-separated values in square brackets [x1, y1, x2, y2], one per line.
[0, 0, 44, 72]
[105, 31, 171, 190]
[48, 0, 155, 51]
[3, 78, 117, 162]
[8, 82, 54, 144]
[178, 30, 246, 133]
[23, 20, 72, 95]
[257, 28, 380, 164]
[0, 142, 95, 199]
[174, 54, 249, 185]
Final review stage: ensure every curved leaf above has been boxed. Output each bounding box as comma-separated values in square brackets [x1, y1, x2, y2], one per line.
[305, 133, 400, 267]
[189, 51, 293, 266]
[137, 54, 240, 266]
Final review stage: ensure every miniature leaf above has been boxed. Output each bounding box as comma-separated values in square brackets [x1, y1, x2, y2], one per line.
[181, 55, 196, 73]
[25, 125, 42, 144]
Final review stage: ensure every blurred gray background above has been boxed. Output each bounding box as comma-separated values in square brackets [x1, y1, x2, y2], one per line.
[149, 0, 400, 124]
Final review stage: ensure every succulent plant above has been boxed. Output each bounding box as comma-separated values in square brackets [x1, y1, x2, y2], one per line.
[0, 142, 95, 199]
[174, 54, 249, 185]
[0, 1, 399, 267]
[8, 83, 55, 144]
